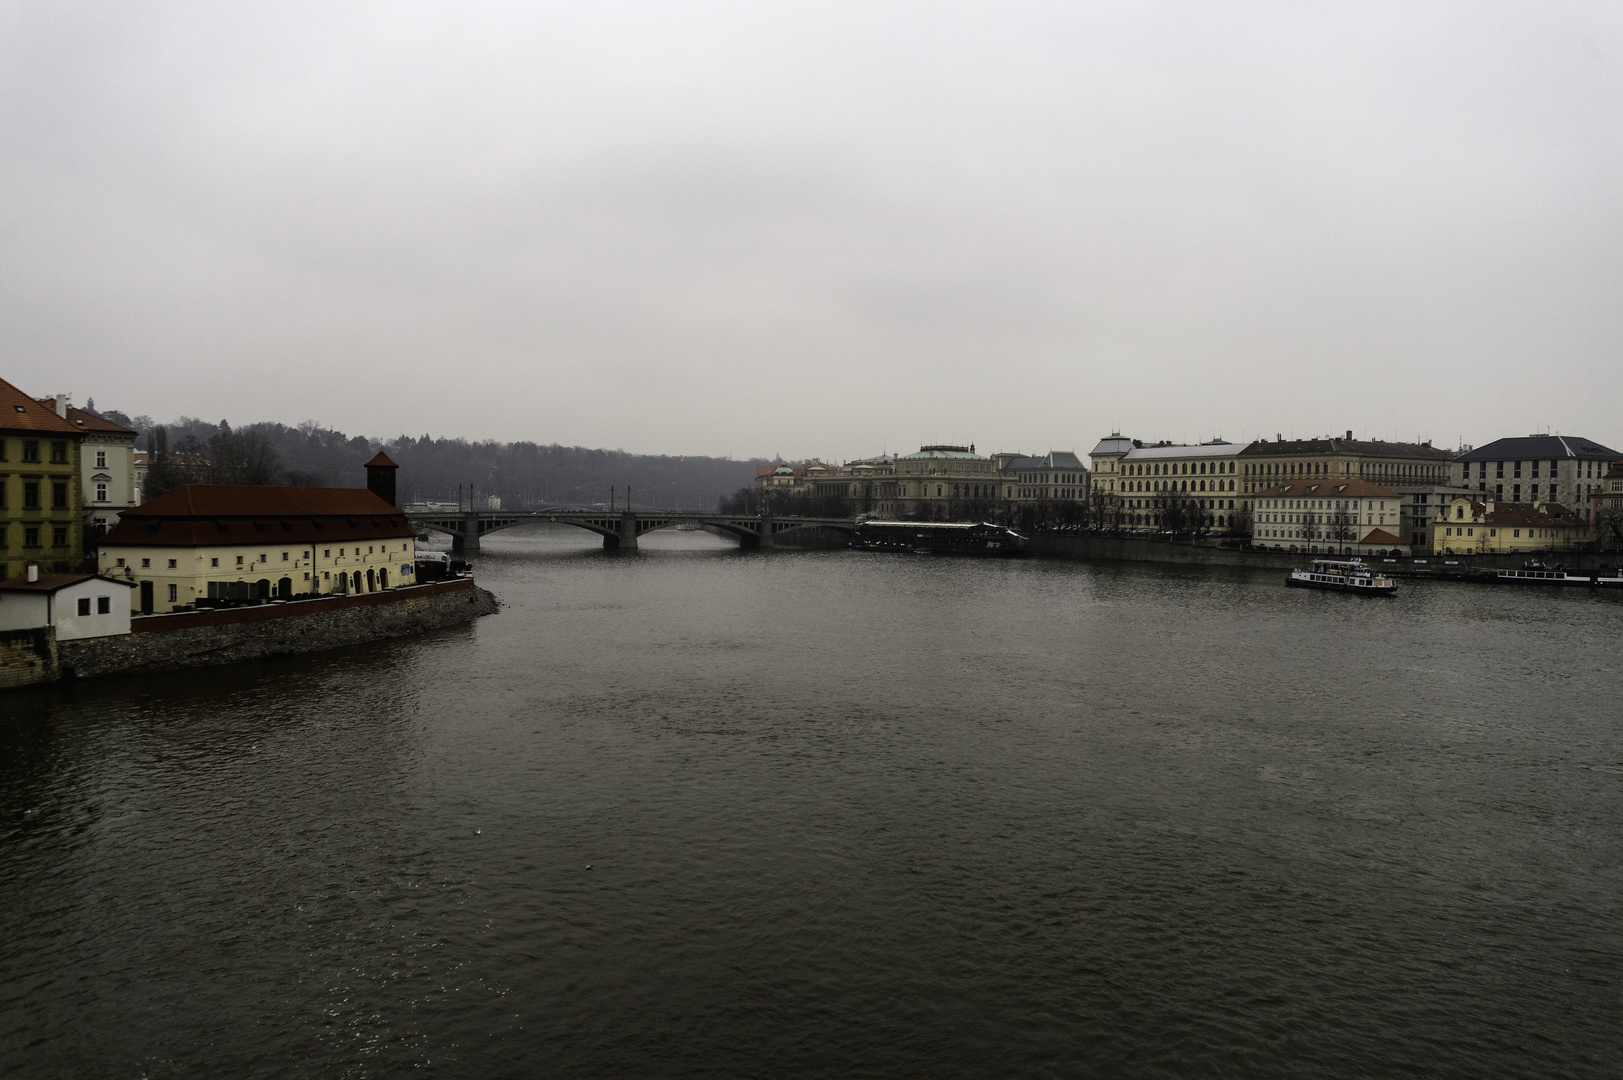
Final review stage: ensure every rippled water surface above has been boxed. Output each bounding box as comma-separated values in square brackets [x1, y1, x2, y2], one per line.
[3, 529, 1620, 1078]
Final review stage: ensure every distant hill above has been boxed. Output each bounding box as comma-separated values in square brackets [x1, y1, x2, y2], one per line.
[86, 404, 766, 511]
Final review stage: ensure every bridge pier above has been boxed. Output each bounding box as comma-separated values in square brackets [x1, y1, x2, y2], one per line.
[457, 511, 481, 553]
[603, 511, 638, 551]
[757, 513, 775, 550]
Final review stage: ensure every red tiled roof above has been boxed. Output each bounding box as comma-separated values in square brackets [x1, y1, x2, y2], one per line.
[0, 572, 94, 593]
[1256, 478, 1400, 499]
[0, 377, 81, 434]
[0, 572, 134, 593]
[364, 451, 398, 468]
[131, 484, 399, 517]
[1481, 502, 1581, 528]
[101, 484, 414, 547]
[1360, 528, 1402, 545]
[55, 401, 137, 435]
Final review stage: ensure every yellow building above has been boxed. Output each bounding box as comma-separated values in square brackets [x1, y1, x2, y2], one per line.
[891, 445, 1002, 519]
[98, 484, 417, 614]
[1, 376, 85, 578]
[1090, 437, 1246, 532]
[1431, 498, 1586, 555]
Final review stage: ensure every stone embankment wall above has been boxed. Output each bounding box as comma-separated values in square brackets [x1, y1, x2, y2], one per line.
[1, 579, 498, 688]
[0, 628, 58, 690]
[1030, 534, 1623, 574]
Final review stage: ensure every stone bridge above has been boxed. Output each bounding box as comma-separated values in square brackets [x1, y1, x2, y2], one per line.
[405, 508, 857, 552]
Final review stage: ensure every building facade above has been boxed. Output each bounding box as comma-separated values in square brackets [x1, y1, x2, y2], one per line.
[98, 484, 418, 614]
[39, 396, 140, 541]
[1430, 499, 1586, 555]
[1089, 436, 1249, 532]
[1590, 462, 1623, 551]
[889, 445, 1000, 519]
[803, 457, 905, 517]
[1, 376, 84, 578]
[1450, 436, 1619, 518]
[1252, 479, 1405, 553]
[998, 451, 1089, 508]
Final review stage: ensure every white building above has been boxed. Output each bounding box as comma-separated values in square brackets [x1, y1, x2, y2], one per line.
[38, 395, 140, 537]
[0, 567, 134, 639]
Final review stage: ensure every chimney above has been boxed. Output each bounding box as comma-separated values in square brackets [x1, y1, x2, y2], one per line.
[53, 394, 70, 418]
[1345, 430, 1353, 440]
[27, 564, 39, 583]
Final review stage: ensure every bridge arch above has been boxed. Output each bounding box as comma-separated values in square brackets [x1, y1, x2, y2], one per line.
[407, 510, 856, 552]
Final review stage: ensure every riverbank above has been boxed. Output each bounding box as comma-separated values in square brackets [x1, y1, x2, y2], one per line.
[1029, 532, 1623, 576]
[2, 578, 499, 689]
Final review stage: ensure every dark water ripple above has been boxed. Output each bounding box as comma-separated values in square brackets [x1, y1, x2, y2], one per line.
[2, 529, 1620, 1078]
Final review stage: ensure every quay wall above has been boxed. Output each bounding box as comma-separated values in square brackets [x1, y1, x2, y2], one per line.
[18, 579, 498, 686]
[1029, 534, 1623, 574]
[0, 627, 58, 690]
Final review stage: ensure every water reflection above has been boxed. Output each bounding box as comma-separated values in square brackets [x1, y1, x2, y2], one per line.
[3, 529, 1620, 1078]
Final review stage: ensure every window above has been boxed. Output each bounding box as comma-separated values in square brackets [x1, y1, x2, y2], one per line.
[77, 597, 91, 616]
[97, 596, 110, 614]
[52, 483, 68, 509]
[23, 482, 39, 509]
[95, 450, 107, 468]
[24, 527, 40, 547]
[22, 440, 39, 462]
[52, 527, 67, 547]
[282, 552, 289, 561]
[167, 584, 178, 602]
[211, 557, 219, 567]
[324, 549, 331, 557]
[115, 558, 125, 567]
[50, 442, 68, 464]
[141, 558, 150, 567]
[95, 483, 107, 502]
[259, 553, 266, 562]
[236, 555, 244, 566]
[167, 559, 177, 568]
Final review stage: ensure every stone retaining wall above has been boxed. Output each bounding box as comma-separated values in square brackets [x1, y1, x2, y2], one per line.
[0, 627, 57, 690]
[46, 579, 498, 683]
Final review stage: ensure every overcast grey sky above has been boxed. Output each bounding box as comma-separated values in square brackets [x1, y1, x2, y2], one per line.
[2, 2, 1619, 459]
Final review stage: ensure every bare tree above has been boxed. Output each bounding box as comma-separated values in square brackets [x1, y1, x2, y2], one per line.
[1597, 504, 1623, 551]
[1328, 505, 1355, 552]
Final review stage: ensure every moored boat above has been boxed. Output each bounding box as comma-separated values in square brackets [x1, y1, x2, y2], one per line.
[851, 520, 1029, 556]
[1286, 558, 1397, 595]
[1493, 566, 1623, 587]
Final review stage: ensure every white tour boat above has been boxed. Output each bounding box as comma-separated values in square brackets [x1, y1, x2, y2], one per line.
[1286, 558, 1397, 595]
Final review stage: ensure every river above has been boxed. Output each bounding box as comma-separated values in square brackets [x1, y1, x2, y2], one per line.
[3, 528, 1619, 1078]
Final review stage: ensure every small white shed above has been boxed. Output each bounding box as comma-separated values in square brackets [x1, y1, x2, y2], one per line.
[0, 568, 135, 640]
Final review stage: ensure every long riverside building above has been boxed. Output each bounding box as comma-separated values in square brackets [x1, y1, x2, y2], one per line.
[97, 484, 418, 613]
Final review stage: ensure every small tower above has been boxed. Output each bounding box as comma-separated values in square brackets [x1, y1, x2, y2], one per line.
[364, 451, 399, 507]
